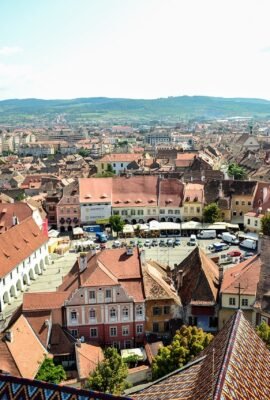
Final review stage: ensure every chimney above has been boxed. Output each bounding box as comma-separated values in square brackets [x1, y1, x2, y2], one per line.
[219, 265, 224, 284]
[12, 214, 19, 226]
[78, 252, 87, 272]
[257, 233, 264, 255]
[5, 331, 13, 342]
[178, 270, 184, 289]
[140, 249, 146, 266]
[76, 338, 81, 347]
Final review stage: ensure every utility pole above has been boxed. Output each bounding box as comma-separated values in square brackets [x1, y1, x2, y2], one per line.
[234, 282, 244, 309]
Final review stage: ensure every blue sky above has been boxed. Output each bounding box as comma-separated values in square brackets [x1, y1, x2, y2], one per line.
[1, 0, 270, 100]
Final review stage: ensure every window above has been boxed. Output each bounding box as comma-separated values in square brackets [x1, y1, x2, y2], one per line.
[164, 306, 170, 315]
[184, 207, 188, 213]
[136, 305, 143, 316]
[233, 211, 237, 216]
[153, 322, 159, 332]
[164, 321, 170, 331]
[152, 209, 156, 214]
[242, 201, 245, 206]
[190, 207, 194, 214]
[229, 297, 236, 306]
[105, 289, 112, 299]
[122, 326, 129, 336]
[121, 163, 123, 167]
[242, 298, 248, 307]
[125, 340, 131, 349]
[90, 328, 98, 337]
[247, 219, 250, 225]
[136, 324, 143, 334]
[235, 201, 239, 205]
[122, 306, 129, 318]
[255, 220, 258, 226]
[16, 267, 19, 273]
[121, 210, 128, 216]
[175, 210, 180, 214]
[168, 209, 173, 214]
[113, 210, 119, 215]
[101, 163, 104, 169]
[113, 163, 116, 167]
[71, 329, 78, 338]
[160, 209, 165, 214]
[197, 207, 200, 213]
[10, 272, 12, 279]
[137, 210, 144, 215]
[248, 201, 252, 206]
[131, 209, 136, 215]
[153, 307, 162, 316]
[110, 308, 117, 319]
[89, 309, 96, 319]
[89, 290, 96, 301]
[110, 327, 117, 337]
[71, 311, 77, 321]
[239, 212, 243, 217]
[147, 209, 151, 215]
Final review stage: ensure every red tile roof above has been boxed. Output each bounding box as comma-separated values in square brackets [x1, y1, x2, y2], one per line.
[79, 178, 113, 203]
[221, 255, 261, 295]
[99, 153, 142, 162]
[158, 179, 184, 207]
[132, 310, 270, 400]
[0, 217, 48, 278]
[0, 203, 32, 232]
[23, 292, 70, 311]
[112, 176, 158, 207]
[184, 183, 204, 203]
[0, 315, 47, 379]
[75, 343, 104, 380]
[24, 310, 51, 347]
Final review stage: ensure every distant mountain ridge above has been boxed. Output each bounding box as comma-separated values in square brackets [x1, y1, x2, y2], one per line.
[1, 95, 270, 123]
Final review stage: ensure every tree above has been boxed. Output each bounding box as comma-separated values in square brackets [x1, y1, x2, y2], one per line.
[35, 357, 66, 384]
[203, 203, 222, 223]
[78, 148, 89, 157]
[261, 214, 270, 236]
[152, 325, 213, 379]
[227, 163, 247, 180]
[86, 347, 130, 395]
[256, 321, 270, 348]
[109, 215, 124, 237]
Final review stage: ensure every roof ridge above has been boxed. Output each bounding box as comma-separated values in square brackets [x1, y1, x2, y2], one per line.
[213, 311, 242, 399]
[97, 259, 119, 283]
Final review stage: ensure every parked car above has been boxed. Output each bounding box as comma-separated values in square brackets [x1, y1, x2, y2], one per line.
[129, 240, 137, 247]
[159, 239, 166, 247]
[137, 239, 143, 248]
[197, 230, 216, 239]
[95, 244, 101, 250]
[187, 234, 197, 246]
[112, 240, 121, 248]
[152, 239, 159, 246]
[240, 251, 254, 261]
[167, 238, 174, 246]
[174, 238, 181, 246]
[144, 239, 152, 247]
[227, 250, 242, 257]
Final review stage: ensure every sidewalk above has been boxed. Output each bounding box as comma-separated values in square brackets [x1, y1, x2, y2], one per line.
[0, 252, 78, 330]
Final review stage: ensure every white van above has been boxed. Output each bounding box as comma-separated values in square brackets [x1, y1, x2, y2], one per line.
[187, 234, 197, 246]
[239, 239, 257, 250]
[197, 230, 216, 239]
[220, 232, 239, 245]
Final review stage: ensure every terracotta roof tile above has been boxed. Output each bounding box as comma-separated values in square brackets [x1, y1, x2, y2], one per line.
[24, 310, 51, 348]
[221, 255, 261, 295]
[0, 217, 48, 278]
[3, 315, 47, 379]
[75, 343, 104, 380]
[23, 292, 70, 311]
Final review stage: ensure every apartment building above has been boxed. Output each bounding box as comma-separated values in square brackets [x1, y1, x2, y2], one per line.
[59, 248, 145, 349]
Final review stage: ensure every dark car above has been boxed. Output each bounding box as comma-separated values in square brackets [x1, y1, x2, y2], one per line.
[174, 238, 181, 246]
[152, 239, 159, 246]
[159, 239, 166, 247]
[227, 250, 242, 257]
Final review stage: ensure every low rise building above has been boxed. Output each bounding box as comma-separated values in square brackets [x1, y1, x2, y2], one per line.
[0, 217, 49, 313]
[219, 255, 261, 329]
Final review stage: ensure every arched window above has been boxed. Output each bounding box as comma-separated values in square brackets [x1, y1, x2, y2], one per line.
[89, 309, 96, 319]
[122, 306, 129, 318]
[136, 305, 143, 316]
[110, 307, 117, 318]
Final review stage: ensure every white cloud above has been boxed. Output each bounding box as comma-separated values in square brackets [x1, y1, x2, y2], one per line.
[0, 46, 23, 56]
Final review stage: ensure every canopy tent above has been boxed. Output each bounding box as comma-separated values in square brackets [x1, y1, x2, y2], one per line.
[72, 227, 84, 235]
[123, 224, 134, 234]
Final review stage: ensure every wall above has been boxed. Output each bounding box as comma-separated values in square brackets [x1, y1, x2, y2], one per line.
[80, 203, 111, 224]
[126, 366, 152, 385]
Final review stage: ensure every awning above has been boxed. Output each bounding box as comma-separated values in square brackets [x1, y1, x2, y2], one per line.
[73, 227, 84, 235]
[48, 229, 60, 238]
[149, 220, 160, 230]
[180, 221, 202, 230]
[159, 222, 181, 230]
[123, 224, 134, 234]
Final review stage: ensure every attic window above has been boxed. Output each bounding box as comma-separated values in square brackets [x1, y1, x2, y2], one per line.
[24, 238, 29, 243]
[115, 200, 121, 204]
[166, 198, 172, 203]
[125, 199, 131, 203]
[100, 193, 108, 199]
[85, 194, 91, 199]
[194, 196, 198, 202]
[3, 251, 10, 258]
[136, 199, 142, 203]
[186, 196, 190, 202]
[149, 199, 155, 203]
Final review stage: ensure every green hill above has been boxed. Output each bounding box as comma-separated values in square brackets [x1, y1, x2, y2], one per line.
[1, 95, 270, 124]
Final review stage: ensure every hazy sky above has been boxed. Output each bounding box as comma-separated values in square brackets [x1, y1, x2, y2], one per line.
[1, 0, 270, 100]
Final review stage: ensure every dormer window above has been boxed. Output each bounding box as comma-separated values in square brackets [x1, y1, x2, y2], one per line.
[186, 196, 190, 202]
